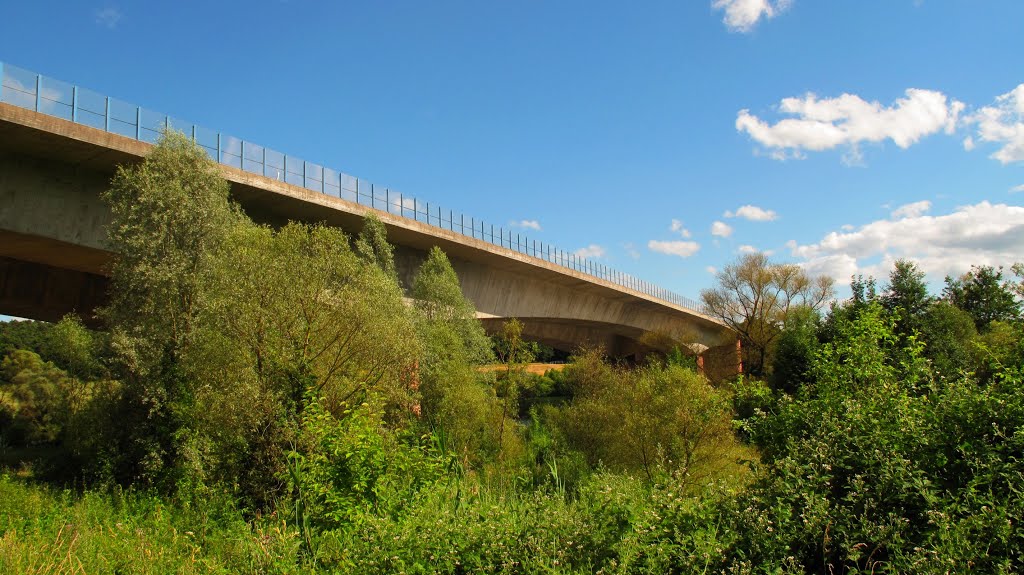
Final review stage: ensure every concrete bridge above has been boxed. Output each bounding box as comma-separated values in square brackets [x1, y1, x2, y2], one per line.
[0, 64, 736, 371]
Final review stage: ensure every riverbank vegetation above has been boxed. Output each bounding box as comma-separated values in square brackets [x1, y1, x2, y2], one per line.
[2, 133, 1023, 573]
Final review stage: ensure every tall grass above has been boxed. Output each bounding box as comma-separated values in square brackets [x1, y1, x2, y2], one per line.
[0, 474, 303, 574]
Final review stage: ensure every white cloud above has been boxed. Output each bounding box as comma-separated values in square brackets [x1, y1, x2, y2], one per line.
[965, 84, 1024, 164]
[788, 201, 1024, 283]
[95, 7, 122, 29]
[712, 0, 792, 33]
[669, 219, 692, 238]
[724, 204, 778, 221]
[711, 221, 733, 237]
[574, 244, 606, 259]
[512, 219, 541, 231]
[648, 240, 701, 258]
[706, 265, 718, 275]
[963, 136, 976, 151]
[840, 224, 855, 231]
[1011, 185, 1024, 194]
[890, 200, 931, 219]
[624, 242, 641, 260]
[737, 89, 964, 163]
[738, 244, 773, 256]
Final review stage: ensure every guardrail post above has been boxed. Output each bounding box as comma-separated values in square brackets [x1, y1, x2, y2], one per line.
[240, 141, 245, 170]
[0, 62, 5, 102]
[135, 107, 141, 139]
[35, 74, 41, 112]
[414, 198, 418, 222]
[262, 146, 266, 177]
[104, 97, 110, 132]
[72, 86, 78, 123]
[302, 161, 307, 189]
[217, 133, 222, 164]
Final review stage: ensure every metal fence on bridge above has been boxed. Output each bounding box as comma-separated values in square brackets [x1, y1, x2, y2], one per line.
[0, 61, 708, 316]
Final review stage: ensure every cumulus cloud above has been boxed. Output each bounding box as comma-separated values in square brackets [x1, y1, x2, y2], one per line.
[736, 89, 964, 163]
[890, 200, 931, 219]
[512, 219, 541, 231]
[574, 244, 606, 259]
[711, 221, 733, 237]
[669, 219, 692, 238]
[95, 7, 122, 28]
[648, 240, 701, 258]
[1011, 185, 1024, 193]
[787, 201, 1024, 283]
[724, 204, 778, 221]
[712, 0, 792, 33]
[965, 84, 1024, 164]
[706, 265, 718, 275]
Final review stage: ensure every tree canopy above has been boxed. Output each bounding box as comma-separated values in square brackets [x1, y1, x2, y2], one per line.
[701, 252, 834, 376]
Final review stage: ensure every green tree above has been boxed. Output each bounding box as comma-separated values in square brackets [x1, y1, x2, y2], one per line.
[410, 247, 499, 466]
[411, 247, 492, 365]
[920, 301, 977, 380]
[881, 259, 932, 339]
[354, 213, 398, 282]
[701, 253, 834, 377]
[99, 130, 241, 486]
[944, 265, 1021, 331]
[0, 320, 52, 359]
[556, 351, 743, 483]
[185, 222, 420, 505]
[493, 318, 533, 458]
[769, 305, 820, 394]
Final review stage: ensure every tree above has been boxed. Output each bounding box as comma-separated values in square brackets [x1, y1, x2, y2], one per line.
[100, 130, 241, 485]
[881, 259, 932, 339]
[189, 221, 420, 505]
[556, 351, 741, 483]
[411, 247, 492, 365]
[943, 265, 1021, 331]
[920, 301, 977, 380]
[354, 213, 398, 282]
[769, 305, 820, 394]
[701, 253, 834, 377]
[409, 247, 500, 466]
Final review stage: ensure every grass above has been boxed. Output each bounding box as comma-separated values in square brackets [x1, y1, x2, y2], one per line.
[0, 474, 303, 575]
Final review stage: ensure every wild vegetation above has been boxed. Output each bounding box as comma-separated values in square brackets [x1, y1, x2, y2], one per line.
[1, 133, 1022, 573]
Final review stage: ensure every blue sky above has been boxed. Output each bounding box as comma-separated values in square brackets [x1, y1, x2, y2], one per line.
[2, 0, 1023, 310]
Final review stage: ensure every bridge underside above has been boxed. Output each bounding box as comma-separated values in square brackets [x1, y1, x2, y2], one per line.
[478, 317, 653, 359]
[0, 102, 736, 372]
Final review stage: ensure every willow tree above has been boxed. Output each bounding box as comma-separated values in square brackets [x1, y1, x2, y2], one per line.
[100, 131, 242, 485]
[410, 247, 501, 466]
[701, 253, 834, 377]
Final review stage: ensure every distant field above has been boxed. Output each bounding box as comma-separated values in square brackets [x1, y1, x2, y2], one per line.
[477, 363, 567, 375]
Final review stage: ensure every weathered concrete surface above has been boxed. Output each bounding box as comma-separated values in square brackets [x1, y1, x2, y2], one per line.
[0, 102, 734, 357]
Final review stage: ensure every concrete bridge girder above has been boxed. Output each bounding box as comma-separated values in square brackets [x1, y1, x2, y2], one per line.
[0, 102, 734, 359]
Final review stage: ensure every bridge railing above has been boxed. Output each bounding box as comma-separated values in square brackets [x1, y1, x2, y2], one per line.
[0, 61, 708, 316]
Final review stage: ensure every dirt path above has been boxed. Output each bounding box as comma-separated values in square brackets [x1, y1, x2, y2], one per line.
[477, 363, 567, 375]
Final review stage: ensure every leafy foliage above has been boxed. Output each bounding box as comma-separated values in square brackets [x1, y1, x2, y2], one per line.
[701, 252, 834, 376]
[944, 265, 1022, 331]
